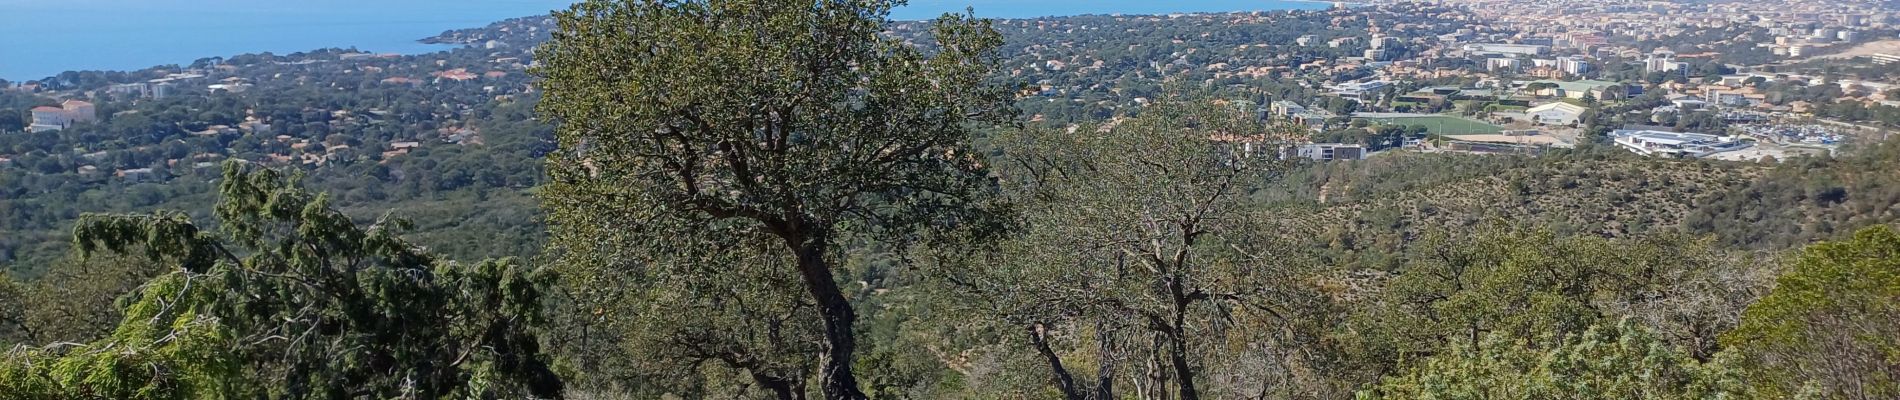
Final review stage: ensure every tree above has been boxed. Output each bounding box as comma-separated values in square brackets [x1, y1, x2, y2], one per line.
[1524, 82, 1559, 94]
[0, 254, 169, 346]
[0, 110, 22, 133]
[40, 163, 565, 399]
[0, 276, 27, 344]
[1341, 226, 1769, 378]
[0, 272, 249, 399]
[549, 216, 822, 399]
[931, 100, 1312, 400]
[1724, 225, 1900, 399]
[1359, 321, 1756, 400]
[534, 1, 1013, 398]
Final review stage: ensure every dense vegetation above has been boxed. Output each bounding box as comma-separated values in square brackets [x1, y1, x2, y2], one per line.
[2, 1, 1900, 399]
[3, 164, 560, 398]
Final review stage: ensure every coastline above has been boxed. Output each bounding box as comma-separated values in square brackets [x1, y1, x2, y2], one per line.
[7, 0, 1345, 81]
[0, 1, 568, 82]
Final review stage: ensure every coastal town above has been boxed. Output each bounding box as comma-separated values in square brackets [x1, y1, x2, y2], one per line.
[4, 1, 1897, 180]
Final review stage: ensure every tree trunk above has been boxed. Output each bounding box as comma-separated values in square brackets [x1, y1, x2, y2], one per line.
[1028, 323, 1087, 400]
[1143, 334, 1170, 400]
[1166, 277, 1200, 400]
[1168, 329, 1200, 400]
[792, 239, 868, 400]
[1094, 322, 1117, 400]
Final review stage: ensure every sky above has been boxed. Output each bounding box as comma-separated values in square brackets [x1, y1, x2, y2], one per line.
[0, 0, 1328, 81]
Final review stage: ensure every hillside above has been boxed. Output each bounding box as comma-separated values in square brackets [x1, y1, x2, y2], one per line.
[1253, 149, 1765, 269]
[5, 2, 1900, 399]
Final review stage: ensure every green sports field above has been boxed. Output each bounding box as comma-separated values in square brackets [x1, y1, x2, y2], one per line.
[1358, 115, 1504, 135]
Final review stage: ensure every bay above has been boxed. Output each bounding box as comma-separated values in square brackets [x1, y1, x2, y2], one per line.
[0, 0, 1332, 81]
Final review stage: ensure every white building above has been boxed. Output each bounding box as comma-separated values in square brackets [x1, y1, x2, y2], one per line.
[28, 107, 70, 133]
[1612, 130, 1747, 158]
[1525, 102, 1588, 126]
[27, 100, 96, 132]
[1332, 81, 1391, 101]
[1464, 43, 1548, 56]
[1645, 54, 1688, 74]
[106, 83, 148, 97]
[1287, 143, 1367, 161]
[1488, 57, 1522, 72]
[1557, 57, 1593, 75]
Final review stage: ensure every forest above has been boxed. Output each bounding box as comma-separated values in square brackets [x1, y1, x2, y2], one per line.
[2, 1, 1900, 400]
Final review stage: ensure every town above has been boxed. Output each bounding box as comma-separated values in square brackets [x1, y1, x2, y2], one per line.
[5, 1, 1898, 181]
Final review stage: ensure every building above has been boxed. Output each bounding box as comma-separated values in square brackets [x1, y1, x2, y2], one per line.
[1332, 81, 1391, 101]
[1611, 130, 1747, 158]
[106, 83, 148, 97]
[1870, 53, 1900, 65]
[1286, 143, 1367, 161]
[1464, 43, 1548, 56]
[1706, 90, 1753, 107]
[1363, 48, 1386, 61]
[1557, 57, 1592, 76]
[1269, 103, 1333, 132]
[26, 100, 97, 132]
[151, 82, 176, 99]
[1370, 35, 1396, 50]
[1487, 58, 1522, 72]
[207, 83, 252, 93]
[62, 100, 96, 122]
[1813, 28, 1839, 41]
[1671, 98, 1709, 110]
[145, 73, 204, 99]
[28, 107, 70, 133]
[1529, 80, 1624, 100]
[116, 168, 157, 182]
[1645, 54, 1689, 75]
[1525, 102, 1588, 125]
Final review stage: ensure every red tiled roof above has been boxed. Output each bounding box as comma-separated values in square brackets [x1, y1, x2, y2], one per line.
[31, 106, 63, 112]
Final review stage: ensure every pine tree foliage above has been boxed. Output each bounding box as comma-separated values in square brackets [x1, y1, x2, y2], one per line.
[0, 162, 563, 399]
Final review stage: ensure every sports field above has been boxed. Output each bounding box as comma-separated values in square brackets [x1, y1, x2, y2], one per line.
[1358, 115, 1504, 135]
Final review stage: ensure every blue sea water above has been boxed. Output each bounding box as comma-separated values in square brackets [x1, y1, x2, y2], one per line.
[0, 0, 1331, 81]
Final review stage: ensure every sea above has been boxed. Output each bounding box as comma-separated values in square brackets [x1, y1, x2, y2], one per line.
[0, 0, 1332, 81]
